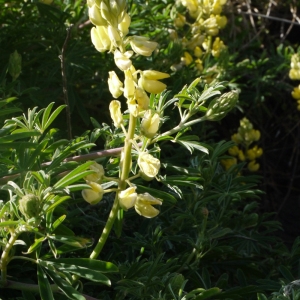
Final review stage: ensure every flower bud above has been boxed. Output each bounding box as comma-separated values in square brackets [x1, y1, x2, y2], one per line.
[8, 50, 22, 81]
[137, 152, 160, 178]
[108, 71, 123, 98]
[134, 193, 162, 218]
[130, 36, 158, 57]
[114, 49, 133, 71]
[109, 100, 123, 128]
[19, 194, 40, 220]
[124, 69, 135, 99]
[118, 187, 137, 210]
[205, 91, 238, 121]
[82, 182, 104, 205]
[141, 110, 160, 138]
[85, 162, 105, 183]
[91, 26, 111, 52]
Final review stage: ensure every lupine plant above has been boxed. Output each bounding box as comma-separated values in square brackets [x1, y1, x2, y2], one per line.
[0, 0, 241, 299]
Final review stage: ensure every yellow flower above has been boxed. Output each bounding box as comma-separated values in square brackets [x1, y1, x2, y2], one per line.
[181, 51, 193, 66]
[247, 160, 260, 172]
[108, 71, 123, 98]
[289, 69, 300, 80]
[130, 36, 158, 57]
[107, 25, 121, 47]
[195, 59, 203, 72]
[174, 13, 186, 28]
[118, 187, 137, 210]
[138, 152, 160, 178]
[82, 182, 104, 205]
[246, 148, 256, 161]
[135, 87, 150, 111]
[114, 49, 133, 71]
[221, 157, 237, 170]
[118, 12, 131, 36]
[212, 37, 226, 58]
[84, 162, 105, 183]
[194, 46, 203, 58]
[203, 15, 219, 36]
[134, 193, 162, 218]
[109, 100, 123, 128]
[292, 85, 300, 100]
[91, 26, 111, 53]
[228, 145, 239, 156]
[124, 69, 135, 99]
[138, 70, 170, 94]
[216, 15, 227, 29]
[238, 149, 246, 161]
[141, 110, 160, 138]
[89, 3, 107, 26]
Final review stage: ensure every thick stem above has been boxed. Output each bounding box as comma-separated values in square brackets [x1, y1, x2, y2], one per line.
[89, 114, 137, 259]
[0, 231, 19, 286]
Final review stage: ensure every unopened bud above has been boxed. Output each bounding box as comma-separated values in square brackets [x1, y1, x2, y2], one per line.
[8, 50, 22, 81]
[19, 194, 40, 219]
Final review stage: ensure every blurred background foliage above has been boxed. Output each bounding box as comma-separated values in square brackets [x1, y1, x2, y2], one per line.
[1, 0, 300, 299]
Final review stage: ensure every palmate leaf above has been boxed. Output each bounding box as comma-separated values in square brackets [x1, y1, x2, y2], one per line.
[53, 161, 95, 188]
[41, 103, 66, 132]
[43, 266, 85, 300]
[175, 137, 209, 154]
[37, 264, 54, 300]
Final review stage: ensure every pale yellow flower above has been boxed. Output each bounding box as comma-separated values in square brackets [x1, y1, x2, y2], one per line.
[141, 110, 160, 138]
[91, 26, 111, 53]
[84, 162, 105, 183]
[114, 50, 133, 71]
[108, 71, 123, 98]
[124, 69, 135, 99]
[89, 4, 107, 26]
[138, 70, 170, 94]
[109, 100, 123, 128]
[134, 193, 162, 218]
[82, 182, 104, 205]
[181, 51, 193, 66]
[118, 187, 137, 210]
[138, 152, 160, 178]
[118, 12, 131, 36]
[130, 36, 158, 57]
[135, 87, 150, 111]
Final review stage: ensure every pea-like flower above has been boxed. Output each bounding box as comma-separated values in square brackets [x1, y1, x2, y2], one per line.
[292, 85, 300, 100]
[130, 36, 158, 57]
[85, 162, 105, 183]
[91, 26, 111, 52]
[135, 87, 150, 111]
[89, 3, 107, 26]
[137, 152, 160, 178]
[247, 160, 260, 172]
[114, 50, 133, 71]
[118, 187, 137, 210]
[109, 100, 123, 128]
[141, 110, 160, 138]
[118, 12, 131, 36]
[108, 71, 123, 98]
[138, 70, 170, 94]
[82, 182, 104, 205]
[134, 193, 162, 218]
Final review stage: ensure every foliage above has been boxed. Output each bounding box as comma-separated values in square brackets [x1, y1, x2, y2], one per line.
[1, 0, 300, 299]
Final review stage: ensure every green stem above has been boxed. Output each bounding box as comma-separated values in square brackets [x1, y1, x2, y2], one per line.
[89, 114, 137, 259]
[0, 231, 20, 286]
